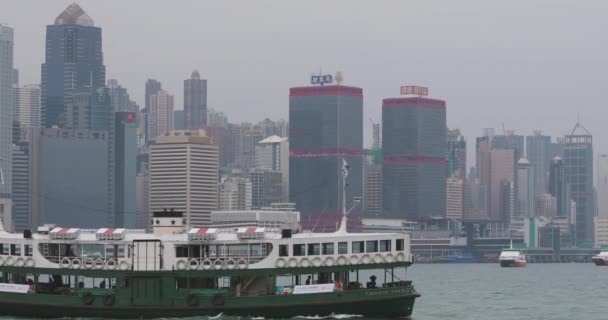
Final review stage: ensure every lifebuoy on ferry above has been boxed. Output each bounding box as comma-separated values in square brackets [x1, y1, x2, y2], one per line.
[105, 259, 117, 270]
[213, 259, 224, 270]
[374, 254, 384, 264]
[385, 253, 394, 263]
[350, 255, 358, 265]
[176, 259, 188, 270]
[360, 254, 371, 264]
[188, 258, 200, 270]
[118, 260, 130, 271]
[300, 258, 311, 268]
[288, 257, 298, 268]
[83, 258, 95, 269]
[94, 258, 105, 270]
[4, 256, 14, 267]
[14, 257, 24, 267]
[324, 257, 335, 267]
[24, 257, 35, 268]
[201, 259, 212, 270]
[71, 258, 82, 269]
[225, 259, 237, 270]
[236, 258, 248, 269]
[337, 255, 347, 266]
[275, 258, 286, 268]
[396, 252, 406, 262]
[312, 257, 322, 267]
[60, 257, 72, 268]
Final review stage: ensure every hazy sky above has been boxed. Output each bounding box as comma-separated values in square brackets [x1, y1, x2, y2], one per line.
[4, 0, 608, 163]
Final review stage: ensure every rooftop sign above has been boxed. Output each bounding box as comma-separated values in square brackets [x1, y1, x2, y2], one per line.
[400, 86, 428, 97]
[311, 74, 333, 86]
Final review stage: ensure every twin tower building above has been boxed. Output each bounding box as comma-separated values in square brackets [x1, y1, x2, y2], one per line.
[289, 83, 446, 232]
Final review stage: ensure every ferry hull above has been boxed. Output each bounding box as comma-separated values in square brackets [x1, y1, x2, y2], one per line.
[592, 257, 608, 266]
[500, 260, 527, 267]
[0, 289, 419, 318]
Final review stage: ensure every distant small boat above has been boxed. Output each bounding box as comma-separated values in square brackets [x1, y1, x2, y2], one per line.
[443, 252, 479, 263]
[499, 249, 527, 267]
[592, 251, 608, 266]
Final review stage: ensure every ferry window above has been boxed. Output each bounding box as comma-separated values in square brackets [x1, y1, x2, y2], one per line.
[380, 240, 391, 252]
[293, 244, 305, 256]
[322, 243, 334, 255]
[10, 244, 21, 256]
[366, 241, 378, 253]
[25, 245, 33, 257]
[307, 243, 320, 255]
[279, 245, 289, 257]
[175, 245, 189, 258]
[338, 242, 348, 254]
[0, 244, 6, 255]
[352, 241, 364, 253]
[396, 239, 405, 251]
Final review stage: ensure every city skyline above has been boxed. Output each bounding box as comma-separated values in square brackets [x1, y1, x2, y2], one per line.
[5, 1, 608, 158]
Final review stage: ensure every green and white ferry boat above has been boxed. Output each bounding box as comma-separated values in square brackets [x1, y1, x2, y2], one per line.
[0, 207, 418, 318]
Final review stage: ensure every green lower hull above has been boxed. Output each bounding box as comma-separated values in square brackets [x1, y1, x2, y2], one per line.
[0, 288, 418, 318]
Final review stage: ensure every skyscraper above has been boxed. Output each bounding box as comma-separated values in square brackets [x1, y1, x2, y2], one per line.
[488, 148, 516, 221]
[41, 3, 105, 128]
[113, 112, 137, 228]
[526, 131, 551, 195]
[256, 135, 289, 200]
[0, 24, 14, 230]
[143, 79, 162, 144]
[250, 169, 282, 209]
[149, 130, 218, 227]
[517, 158, 534, 217]
[597, 154, 608, 218]
[219, 176, 252, 211]
[149, 90, 174, 141]
[289, 84, 363, 232]
[12, 84, 41, 143]
[447, 129, 466, 177]
[382, 92, 446, 219]
[184, 70, 207, 130]
[548, 156, 569, 217]
[563, 122, 594, 244]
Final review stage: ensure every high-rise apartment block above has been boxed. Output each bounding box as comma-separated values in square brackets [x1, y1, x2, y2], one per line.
[250, 169, 283, 209]
[41, 4, 105, 128]
[219, 176, 252, 211]
[446, 176, 465, 220]
[149, 90, 174, 141]
[256, 135, 289, 200]
[184, 70, 207, 130]
[149, 130, 218, 227]
[289, 84, 363, 231]
[382, 89, 446, 219]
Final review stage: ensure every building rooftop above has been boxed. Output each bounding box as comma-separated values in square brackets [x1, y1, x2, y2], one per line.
[55, 3, 94, 27]
[191, 70, 200, 80]
[259, 135, 287, 144]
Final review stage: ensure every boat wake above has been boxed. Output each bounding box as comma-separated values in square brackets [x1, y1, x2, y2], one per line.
[293, 314, 363, 319]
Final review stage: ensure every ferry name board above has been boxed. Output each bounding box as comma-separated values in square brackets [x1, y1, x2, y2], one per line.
[0, 283, 29, 294]
[311, 74, 333, 86]
[292, 283, 336, 294]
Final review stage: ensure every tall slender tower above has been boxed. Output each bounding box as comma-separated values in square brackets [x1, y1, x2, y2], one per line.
[149, 90, 174, 141]
[563, 122, 593, 244]
[0, 24, 14, 230]
[526, 131, 551, 195]
[289, 82, 363, 232]
[41, 3, 105, 128]
[382, 87, 446, 219]
[184, 70, 207, 130]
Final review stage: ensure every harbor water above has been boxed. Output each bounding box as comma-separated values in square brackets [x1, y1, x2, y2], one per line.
[0, 263, 605, 320]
